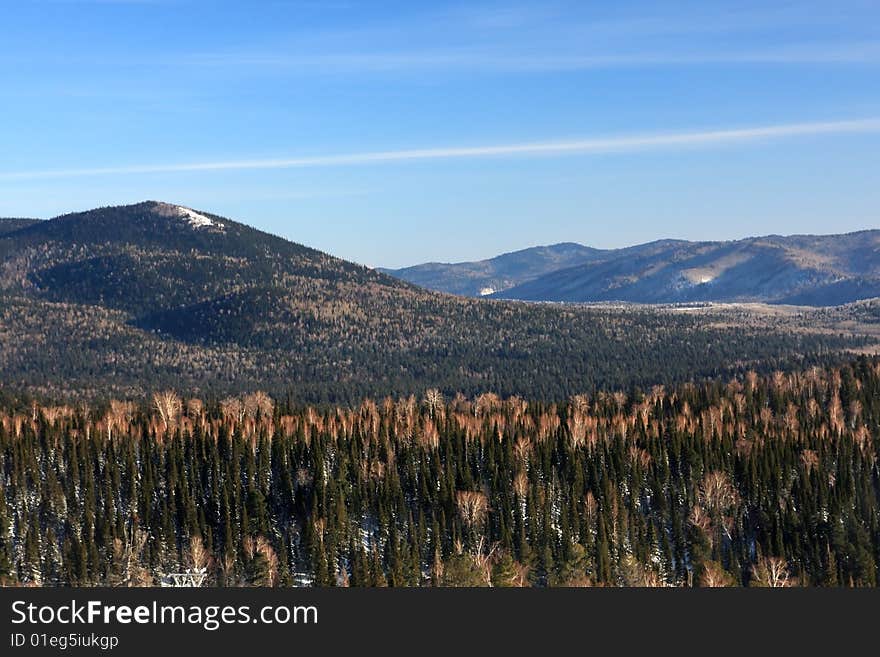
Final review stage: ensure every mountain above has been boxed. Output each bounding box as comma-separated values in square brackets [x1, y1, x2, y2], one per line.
[492, 232, 880, 305]
[0, 201, 873, 402]
[384, 231, 880, 306]
[1, 201, 394, 320]
[380, 242, 602, 296]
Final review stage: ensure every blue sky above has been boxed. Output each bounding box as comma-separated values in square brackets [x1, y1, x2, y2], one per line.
[1, 1, 879, 267]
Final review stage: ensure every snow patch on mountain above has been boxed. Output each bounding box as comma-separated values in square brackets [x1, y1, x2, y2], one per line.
[151, 202, 221, 230]
[176, 206, 215, 229]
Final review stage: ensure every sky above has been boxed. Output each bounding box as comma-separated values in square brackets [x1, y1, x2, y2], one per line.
[1, 1, 879, 267]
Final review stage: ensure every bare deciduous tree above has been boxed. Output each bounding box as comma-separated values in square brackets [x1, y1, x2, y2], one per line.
[699, 471, 739, 513]
[244, 535, 279, 587]
[472, 537, 498, 586]
[243, 391, 274, 419]
[513, 471, 529, 499]
[152, 390, 182, 432]
[699, 561, 735, 587]
[455, 490, 488, 532]
[418, 418, 440, 450]
[423, 388, 444, 419]
[189, 535, 213, 573]
[752, 556, 794, 587]
[801, 449, 819, 475]
[113, 524, 151, 587]
[105, 399, 134, 440]
[513, 436, 532, 463]
[568, 412, 587, 449]
[186, 398, 205, 423]
[474, 392, 500, 416]
[220, 397, 245, 426]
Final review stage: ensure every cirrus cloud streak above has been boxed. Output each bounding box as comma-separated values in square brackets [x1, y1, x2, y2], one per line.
[3, 117, 880, 181]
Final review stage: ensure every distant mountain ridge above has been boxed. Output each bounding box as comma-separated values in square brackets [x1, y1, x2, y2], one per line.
[384, 231, 880, 306]
[379, 242, 602, 297]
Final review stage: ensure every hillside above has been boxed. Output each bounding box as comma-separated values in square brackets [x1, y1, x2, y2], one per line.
[386, 232, 880, 306]
[0, 217, 41, 236]
[380, 242, 602, 296]
[0, 202, 875, 402]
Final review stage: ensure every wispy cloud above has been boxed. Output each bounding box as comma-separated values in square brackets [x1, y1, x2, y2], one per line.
[183, 41, 880, 75]
[35, 0, 175, 4]
[3, 118, 879, 181]
[177, 2, 880, 75]
[16, 41, 879, 78]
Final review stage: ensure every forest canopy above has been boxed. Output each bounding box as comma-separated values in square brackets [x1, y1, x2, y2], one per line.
[1, 356, 878, 587]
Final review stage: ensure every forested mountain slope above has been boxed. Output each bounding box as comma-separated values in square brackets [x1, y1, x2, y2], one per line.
[0, 218, 41, 236]
[386, 231, 880, 306]
[380, 242, 602, 296]
[494, 231, 880, 305]
[0, 202, 875, 402]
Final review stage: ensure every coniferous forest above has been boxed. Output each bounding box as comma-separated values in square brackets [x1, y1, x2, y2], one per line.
[2, 356, 878, 587]
[2, 204, 876, 404]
